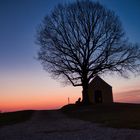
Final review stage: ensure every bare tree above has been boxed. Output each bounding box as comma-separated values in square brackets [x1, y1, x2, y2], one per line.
[37, 0, 140, 104]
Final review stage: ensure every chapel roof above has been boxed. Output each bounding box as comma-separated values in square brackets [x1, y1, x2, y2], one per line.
[89, 75, 112, 88]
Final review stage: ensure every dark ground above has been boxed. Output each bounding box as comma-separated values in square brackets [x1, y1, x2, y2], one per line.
[0, 103, 140, 140]
[61, 103, 140, 129]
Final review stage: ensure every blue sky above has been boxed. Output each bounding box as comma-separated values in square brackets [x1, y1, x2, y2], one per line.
[0, 0, 140, 112]
[0, 0, 140, 72]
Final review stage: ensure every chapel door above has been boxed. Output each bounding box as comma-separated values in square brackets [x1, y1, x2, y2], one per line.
[94, 90, 102, 103]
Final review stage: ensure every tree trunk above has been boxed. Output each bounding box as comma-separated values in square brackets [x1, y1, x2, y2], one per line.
[82, 81, 90, 105]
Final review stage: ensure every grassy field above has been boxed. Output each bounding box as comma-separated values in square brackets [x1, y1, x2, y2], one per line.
[61, 103, 140, 129]
[0, 110, 34, 127]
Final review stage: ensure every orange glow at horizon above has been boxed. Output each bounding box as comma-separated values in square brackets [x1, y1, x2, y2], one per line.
[0, 72, 81, 112]
[1, 88, 140, 112]
[0, 71, 140, 112]
[0, 87, 81, 112]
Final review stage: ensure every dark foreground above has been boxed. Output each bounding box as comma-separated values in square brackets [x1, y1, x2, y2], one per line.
[0, 110, 34, 127]
[62, 103, 140, 129]
[0, 103, 140, 140]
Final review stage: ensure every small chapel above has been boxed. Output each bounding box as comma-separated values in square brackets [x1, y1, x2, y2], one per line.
[88, 76, 113, 103]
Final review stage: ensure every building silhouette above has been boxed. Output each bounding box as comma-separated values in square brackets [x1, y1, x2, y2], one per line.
[88, 76, 113, 103]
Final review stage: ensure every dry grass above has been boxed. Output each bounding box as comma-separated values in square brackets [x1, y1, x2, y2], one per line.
[61, 103, 140, 129]
[0, 110, 34, 127]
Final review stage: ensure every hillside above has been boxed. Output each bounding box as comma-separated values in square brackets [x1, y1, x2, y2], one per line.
[61, 103, 140, 129]
[0, 104, 140, 139]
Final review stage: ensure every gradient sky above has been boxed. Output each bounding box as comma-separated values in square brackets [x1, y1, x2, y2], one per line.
[0, 0, 140, 112]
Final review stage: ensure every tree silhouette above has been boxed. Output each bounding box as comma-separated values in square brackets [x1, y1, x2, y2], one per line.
[37, 1, 140, 104]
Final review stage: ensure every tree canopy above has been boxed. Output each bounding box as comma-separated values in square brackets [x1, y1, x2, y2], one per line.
[37, 0, 140, 104]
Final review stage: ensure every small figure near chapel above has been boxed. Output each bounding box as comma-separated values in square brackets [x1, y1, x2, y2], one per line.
[75, 97, 81, 105]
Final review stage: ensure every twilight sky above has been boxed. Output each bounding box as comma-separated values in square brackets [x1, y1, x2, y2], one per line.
[0, 0, 140, 112]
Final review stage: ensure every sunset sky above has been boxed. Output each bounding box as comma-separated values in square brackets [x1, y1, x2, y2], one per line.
[0, 0, 140, 112]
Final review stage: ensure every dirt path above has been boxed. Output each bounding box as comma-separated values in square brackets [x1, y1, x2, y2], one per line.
[0, 110, 140, 140]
